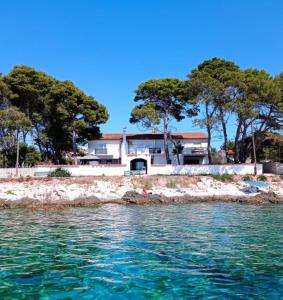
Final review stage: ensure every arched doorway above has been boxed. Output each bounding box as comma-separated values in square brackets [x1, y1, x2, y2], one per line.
[130, 158, 147, 174]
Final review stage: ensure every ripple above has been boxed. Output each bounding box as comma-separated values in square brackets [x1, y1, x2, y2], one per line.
[0, 204, 282, 299]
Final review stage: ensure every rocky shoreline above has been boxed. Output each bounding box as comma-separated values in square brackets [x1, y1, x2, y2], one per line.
[0, 175, 282, 209]
[0, 191, 282, 210]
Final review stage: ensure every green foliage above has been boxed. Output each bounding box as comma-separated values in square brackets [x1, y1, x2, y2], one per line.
[187, 58, 240, 163]
[5, 190, 15, 195]
[130, 103, 160, 128]
[48, 168, 71, 177]
[186, 58, 282, 164]
[256, 132, 283, 162]
[1, 144, 41, 167]
[0, 106, 34, 168]
[275, 72, 283, 114]
[172, 142, 184, 155]
[166, 180, 177, 188]
[143, 179, 153, 190]
[2, 65, 109, 164]
[130, 78, 197, 163]
[172, 141, 184, 165]
[243, 175, 253, 181]
[257, 175, 267, 182]
[0, 106, 31, 131]
[211, 174, 234, 182]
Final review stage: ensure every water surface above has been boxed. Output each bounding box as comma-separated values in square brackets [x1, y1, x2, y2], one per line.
[0, 204, 282, 299]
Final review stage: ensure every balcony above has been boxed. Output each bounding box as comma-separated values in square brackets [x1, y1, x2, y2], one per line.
[182, 147, 208, 155]
[192, 147, 208, 154]
[128, 147, 164, 156]
[149, 148, 162, 154]
[94, 148, 107, 155]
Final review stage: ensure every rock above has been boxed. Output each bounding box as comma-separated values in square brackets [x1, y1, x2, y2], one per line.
[122, 191, 163, 204]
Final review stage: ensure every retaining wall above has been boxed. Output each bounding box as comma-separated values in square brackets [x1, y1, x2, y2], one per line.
[150, 164, 262, 175]
[0, 163, 262, 178]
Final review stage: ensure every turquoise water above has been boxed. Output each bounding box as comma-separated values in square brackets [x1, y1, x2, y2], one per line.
[0, 204, 282, 299]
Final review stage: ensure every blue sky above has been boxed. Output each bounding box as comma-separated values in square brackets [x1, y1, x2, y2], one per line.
[1, 0, 282, 148]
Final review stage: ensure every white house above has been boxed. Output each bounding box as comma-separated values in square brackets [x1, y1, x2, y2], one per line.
[78, 131, 209, 174]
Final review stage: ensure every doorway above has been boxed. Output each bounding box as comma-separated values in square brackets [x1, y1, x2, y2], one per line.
[130, 158, 147, 174]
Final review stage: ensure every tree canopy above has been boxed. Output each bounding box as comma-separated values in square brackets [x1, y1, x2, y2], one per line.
[0, 65, 109, 165]
[130, 78, 197, 163]
[130, 58, 283, 164]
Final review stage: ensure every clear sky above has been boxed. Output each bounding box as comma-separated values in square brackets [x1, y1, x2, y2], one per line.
[1, 0, 282, 148]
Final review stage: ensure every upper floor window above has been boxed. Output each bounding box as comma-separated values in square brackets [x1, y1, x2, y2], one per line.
[95, 149, 107, 154]
[95, 143, 107, 154]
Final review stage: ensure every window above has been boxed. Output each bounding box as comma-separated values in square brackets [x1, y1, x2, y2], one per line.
[95, 143, 107, 154]
[95, 148, 107, 154]
[184, 156, 200, 165]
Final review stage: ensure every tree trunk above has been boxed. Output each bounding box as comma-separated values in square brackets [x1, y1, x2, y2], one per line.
[72, 129, 77, 165]
[163, 114, 170, 164]
[219, 108, 229, 162]
[204, 102, 212, 164]
[234, 121, 242, 164]
[206, 124, 212, 164]
[15, 130, 20, 176]
[239, 123, 248, 163]
[168, 133, 181, 165]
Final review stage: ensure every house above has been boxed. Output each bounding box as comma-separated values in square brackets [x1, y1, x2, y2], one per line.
[78, 131, 209, 173]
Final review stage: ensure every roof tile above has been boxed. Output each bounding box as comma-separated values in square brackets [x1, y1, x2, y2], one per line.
[99, 132, 208, 140]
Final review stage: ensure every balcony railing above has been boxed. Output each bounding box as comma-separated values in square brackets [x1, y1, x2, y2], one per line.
[149, 148, 162, 154]
[182, 147, 208, 155]
[191, 147, 207, 155]
[95, 148, 107, 155]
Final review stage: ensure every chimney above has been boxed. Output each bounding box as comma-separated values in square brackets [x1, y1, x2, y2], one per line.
[122, 127, 127, 142]
[121, 127, 128, 164]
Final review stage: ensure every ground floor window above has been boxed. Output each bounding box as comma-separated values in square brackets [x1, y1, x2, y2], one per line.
[80, 159, 121, 165]
[98, 159, 120, 164]
[183, 156, 200, 165]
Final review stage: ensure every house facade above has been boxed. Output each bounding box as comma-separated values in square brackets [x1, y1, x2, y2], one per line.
[79, 131, 209, 173]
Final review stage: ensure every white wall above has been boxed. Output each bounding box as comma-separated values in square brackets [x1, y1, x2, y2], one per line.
[88, 140, 121, 159]
[153, 154, 167, 165]
[150, 164, 263, 175]
[0, 168, 36, 177]
[128, 139, 208, 154]
[181, 139, 208, 149]
[0, 164, 262, 177]
[36, 166, 126, 176]
[87, 138, 209, 166]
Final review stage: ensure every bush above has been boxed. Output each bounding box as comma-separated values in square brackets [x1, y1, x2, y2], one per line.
[211, 174, 234, 182]
[48, 168, 71, 177]
[257, 175, 267, 182]
[243, 175, 253, 181]
[143, 179, 152, 190]
[1, 144, 41, 167]
[166, 180, 177, 188]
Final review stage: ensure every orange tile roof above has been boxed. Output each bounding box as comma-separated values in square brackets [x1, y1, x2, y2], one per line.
[100, 132, 208, 140]
[100, 133, 123, 140]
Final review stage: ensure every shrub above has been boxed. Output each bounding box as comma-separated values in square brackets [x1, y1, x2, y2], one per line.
[143, 179, 152, 190]
[243, 175, 253, 181]
[5, 190, 15, 195]
[257, 175, 267, 181]
[48, 168, 71, 177]
[166, 180, 177, 189]
[211, 174, 234, 182]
